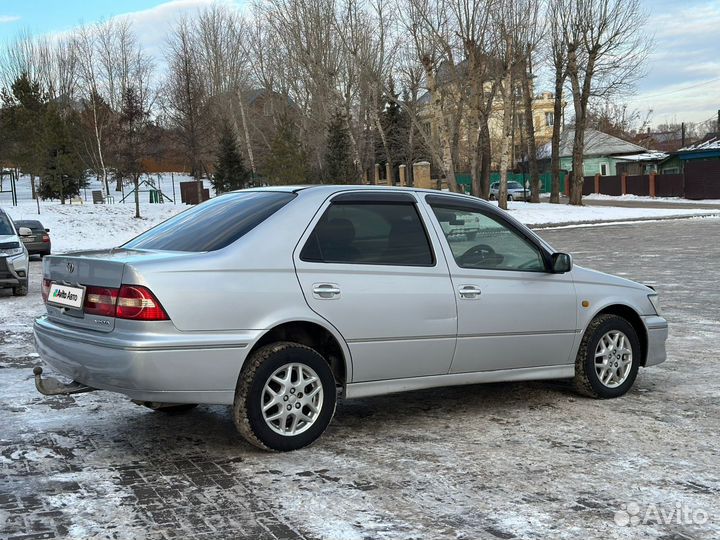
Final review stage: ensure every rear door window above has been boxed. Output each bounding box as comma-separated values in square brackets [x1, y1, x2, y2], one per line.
[123, 191, 296, 252]
[300, 202, 434, 266]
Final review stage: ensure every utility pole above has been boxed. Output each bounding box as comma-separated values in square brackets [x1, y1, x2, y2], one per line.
[681, 122, 686, 147]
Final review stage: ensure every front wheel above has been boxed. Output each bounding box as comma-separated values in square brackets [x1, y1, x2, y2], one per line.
[574, 314, 640, 398]
[233, 342, 337, 451]
[13, 279, 28, 296]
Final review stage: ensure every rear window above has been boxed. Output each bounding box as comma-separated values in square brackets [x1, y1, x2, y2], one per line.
[15, 220, 43, 230]
[123, 191, 296, 252]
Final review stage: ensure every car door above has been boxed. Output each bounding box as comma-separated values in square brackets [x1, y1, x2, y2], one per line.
[294, 191, 457, 382]
[423, 194, 578, 373]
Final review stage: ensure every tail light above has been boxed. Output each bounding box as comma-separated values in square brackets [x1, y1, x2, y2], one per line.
[74, 284, 169, 321]
[115, 285, 169, 321]
[42, 279, 51, 302]
[84, 286, 119, 317]
[42, 235, 50, 243]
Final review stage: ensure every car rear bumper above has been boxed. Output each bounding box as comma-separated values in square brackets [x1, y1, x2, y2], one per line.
[643, 315, 668, 366]
[33, 316, 261, 404]
[24, 241, 50, 254]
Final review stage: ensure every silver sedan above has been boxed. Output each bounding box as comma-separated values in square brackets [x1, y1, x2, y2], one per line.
[33, 186, 667, 451]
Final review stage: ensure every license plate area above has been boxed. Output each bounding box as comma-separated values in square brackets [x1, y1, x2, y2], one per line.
[47, 283, 86, 309]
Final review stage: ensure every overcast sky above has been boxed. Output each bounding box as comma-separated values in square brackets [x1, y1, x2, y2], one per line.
[0, 0, 718, 128]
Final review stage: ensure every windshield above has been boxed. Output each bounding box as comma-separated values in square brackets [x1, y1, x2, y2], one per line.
[123, 191, 296, 252]
[508, 182, 524, 190]
[0, 214, 15, 236]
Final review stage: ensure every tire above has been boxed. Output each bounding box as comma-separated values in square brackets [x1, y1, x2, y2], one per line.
[507, 194, 514, 201]
[233, 342, 337, 451]
[489, 194, 496, 200]
[12, 280, 28, 297]
[142, 403, 198, 413]
[574, 314, 641, 399]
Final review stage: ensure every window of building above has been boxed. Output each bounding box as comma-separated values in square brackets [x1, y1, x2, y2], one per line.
[600, 163, 608, 176]
[545, 112, 554, 127]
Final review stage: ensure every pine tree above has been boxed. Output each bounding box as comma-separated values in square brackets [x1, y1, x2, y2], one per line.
[38, 104, 87, 203]
[212, 122, 250, 193]
[325, 110, 355, 184]
[264, 117, 308, 185]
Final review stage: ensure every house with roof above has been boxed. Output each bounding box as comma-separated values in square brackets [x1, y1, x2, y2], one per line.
[614, 151, 669, 176]
[549, 128, 649, 176]
[660, 133, 720, 174]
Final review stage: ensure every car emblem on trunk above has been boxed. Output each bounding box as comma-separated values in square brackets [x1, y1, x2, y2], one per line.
[66, 262, 75, 273]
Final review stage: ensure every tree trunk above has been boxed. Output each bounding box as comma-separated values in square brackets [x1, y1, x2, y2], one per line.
[498, 73, 513, 211]
[480, 120, 492, 199]
[570, 122, 585, 205]
[134, 175, 141, 218]
[550, 75, 563, 204]
[30, 173, 36, 200]
[423, 63, 459, 193]
[521, 57, 540, 203]
[236, 90, 256, 178]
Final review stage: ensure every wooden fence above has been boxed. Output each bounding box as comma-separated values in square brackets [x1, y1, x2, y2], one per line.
[580, 166, 720, 200]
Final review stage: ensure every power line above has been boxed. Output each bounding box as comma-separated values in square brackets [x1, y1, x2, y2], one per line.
[626, 76, 720, 102]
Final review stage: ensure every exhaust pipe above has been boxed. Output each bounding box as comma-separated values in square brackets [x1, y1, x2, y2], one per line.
[33, 366, 95, 396]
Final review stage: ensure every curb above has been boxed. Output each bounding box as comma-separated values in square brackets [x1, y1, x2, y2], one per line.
[529, 212, 719, 230]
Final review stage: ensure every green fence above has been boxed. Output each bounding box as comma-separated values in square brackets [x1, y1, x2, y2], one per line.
[455, 172, 566, 194]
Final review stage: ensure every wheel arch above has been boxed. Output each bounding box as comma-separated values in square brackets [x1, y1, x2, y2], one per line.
[587, 304, 648, 366]
[247, 320, 351, 389]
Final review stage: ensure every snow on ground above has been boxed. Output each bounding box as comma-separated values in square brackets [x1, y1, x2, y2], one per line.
[500, 200, 720, 226]
[0, 174, 718, 253]
[584, 193, 720, 205]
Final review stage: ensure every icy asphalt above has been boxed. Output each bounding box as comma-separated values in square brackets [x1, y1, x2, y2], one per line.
[1, 216, 718, 540]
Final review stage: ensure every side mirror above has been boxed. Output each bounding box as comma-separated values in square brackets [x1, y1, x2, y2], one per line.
[18, 227, 32, 237]
[45, 228, 50, 232]
[551, 252, 572, 273]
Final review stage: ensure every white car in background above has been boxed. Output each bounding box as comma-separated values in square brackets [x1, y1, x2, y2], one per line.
[489, 181, 532, 201]
[0, 208, 30, 296]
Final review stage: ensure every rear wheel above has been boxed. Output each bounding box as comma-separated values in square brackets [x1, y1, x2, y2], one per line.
[574, 314, 640, 398]
[489, 194, 496, 200]
[12, 279, 28, 297]
[233, 342, 337, 451]
[507, 194, 514, 201]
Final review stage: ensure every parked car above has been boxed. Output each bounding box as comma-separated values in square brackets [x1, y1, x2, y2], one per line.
[0, 209, 30, 296]
[489, 181, 531, 201]
[14, 219, 51, 257]
[33, 186, 667, 451]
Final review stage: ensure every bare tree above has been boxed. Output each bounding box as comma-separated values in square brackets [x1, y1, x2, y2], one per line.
[564, 0, 650, 205]
[164, 17, 214, 199]
[399, 0, 465, 192]
[517, 0, 543, 203]
[547, 0, 569, 203]
[493, 0, 536, 210]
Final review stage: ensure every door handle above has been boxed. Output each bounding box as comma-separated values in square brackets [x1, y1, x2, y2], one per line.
[312, 283, 341, 299]
[458, 285, 482, 299]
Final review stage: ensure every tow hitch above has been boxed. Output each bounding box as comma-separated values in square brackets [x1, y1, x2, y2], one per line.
[33, 366, 95, 396]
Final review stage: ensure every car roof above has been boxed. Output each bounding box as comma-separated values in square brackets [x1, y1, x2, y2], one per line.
[232, 184, 502, 209]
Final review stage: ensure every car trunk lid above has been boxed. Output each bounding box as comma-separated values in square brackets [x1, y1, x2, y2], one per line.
[42, 249, 186, 333]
